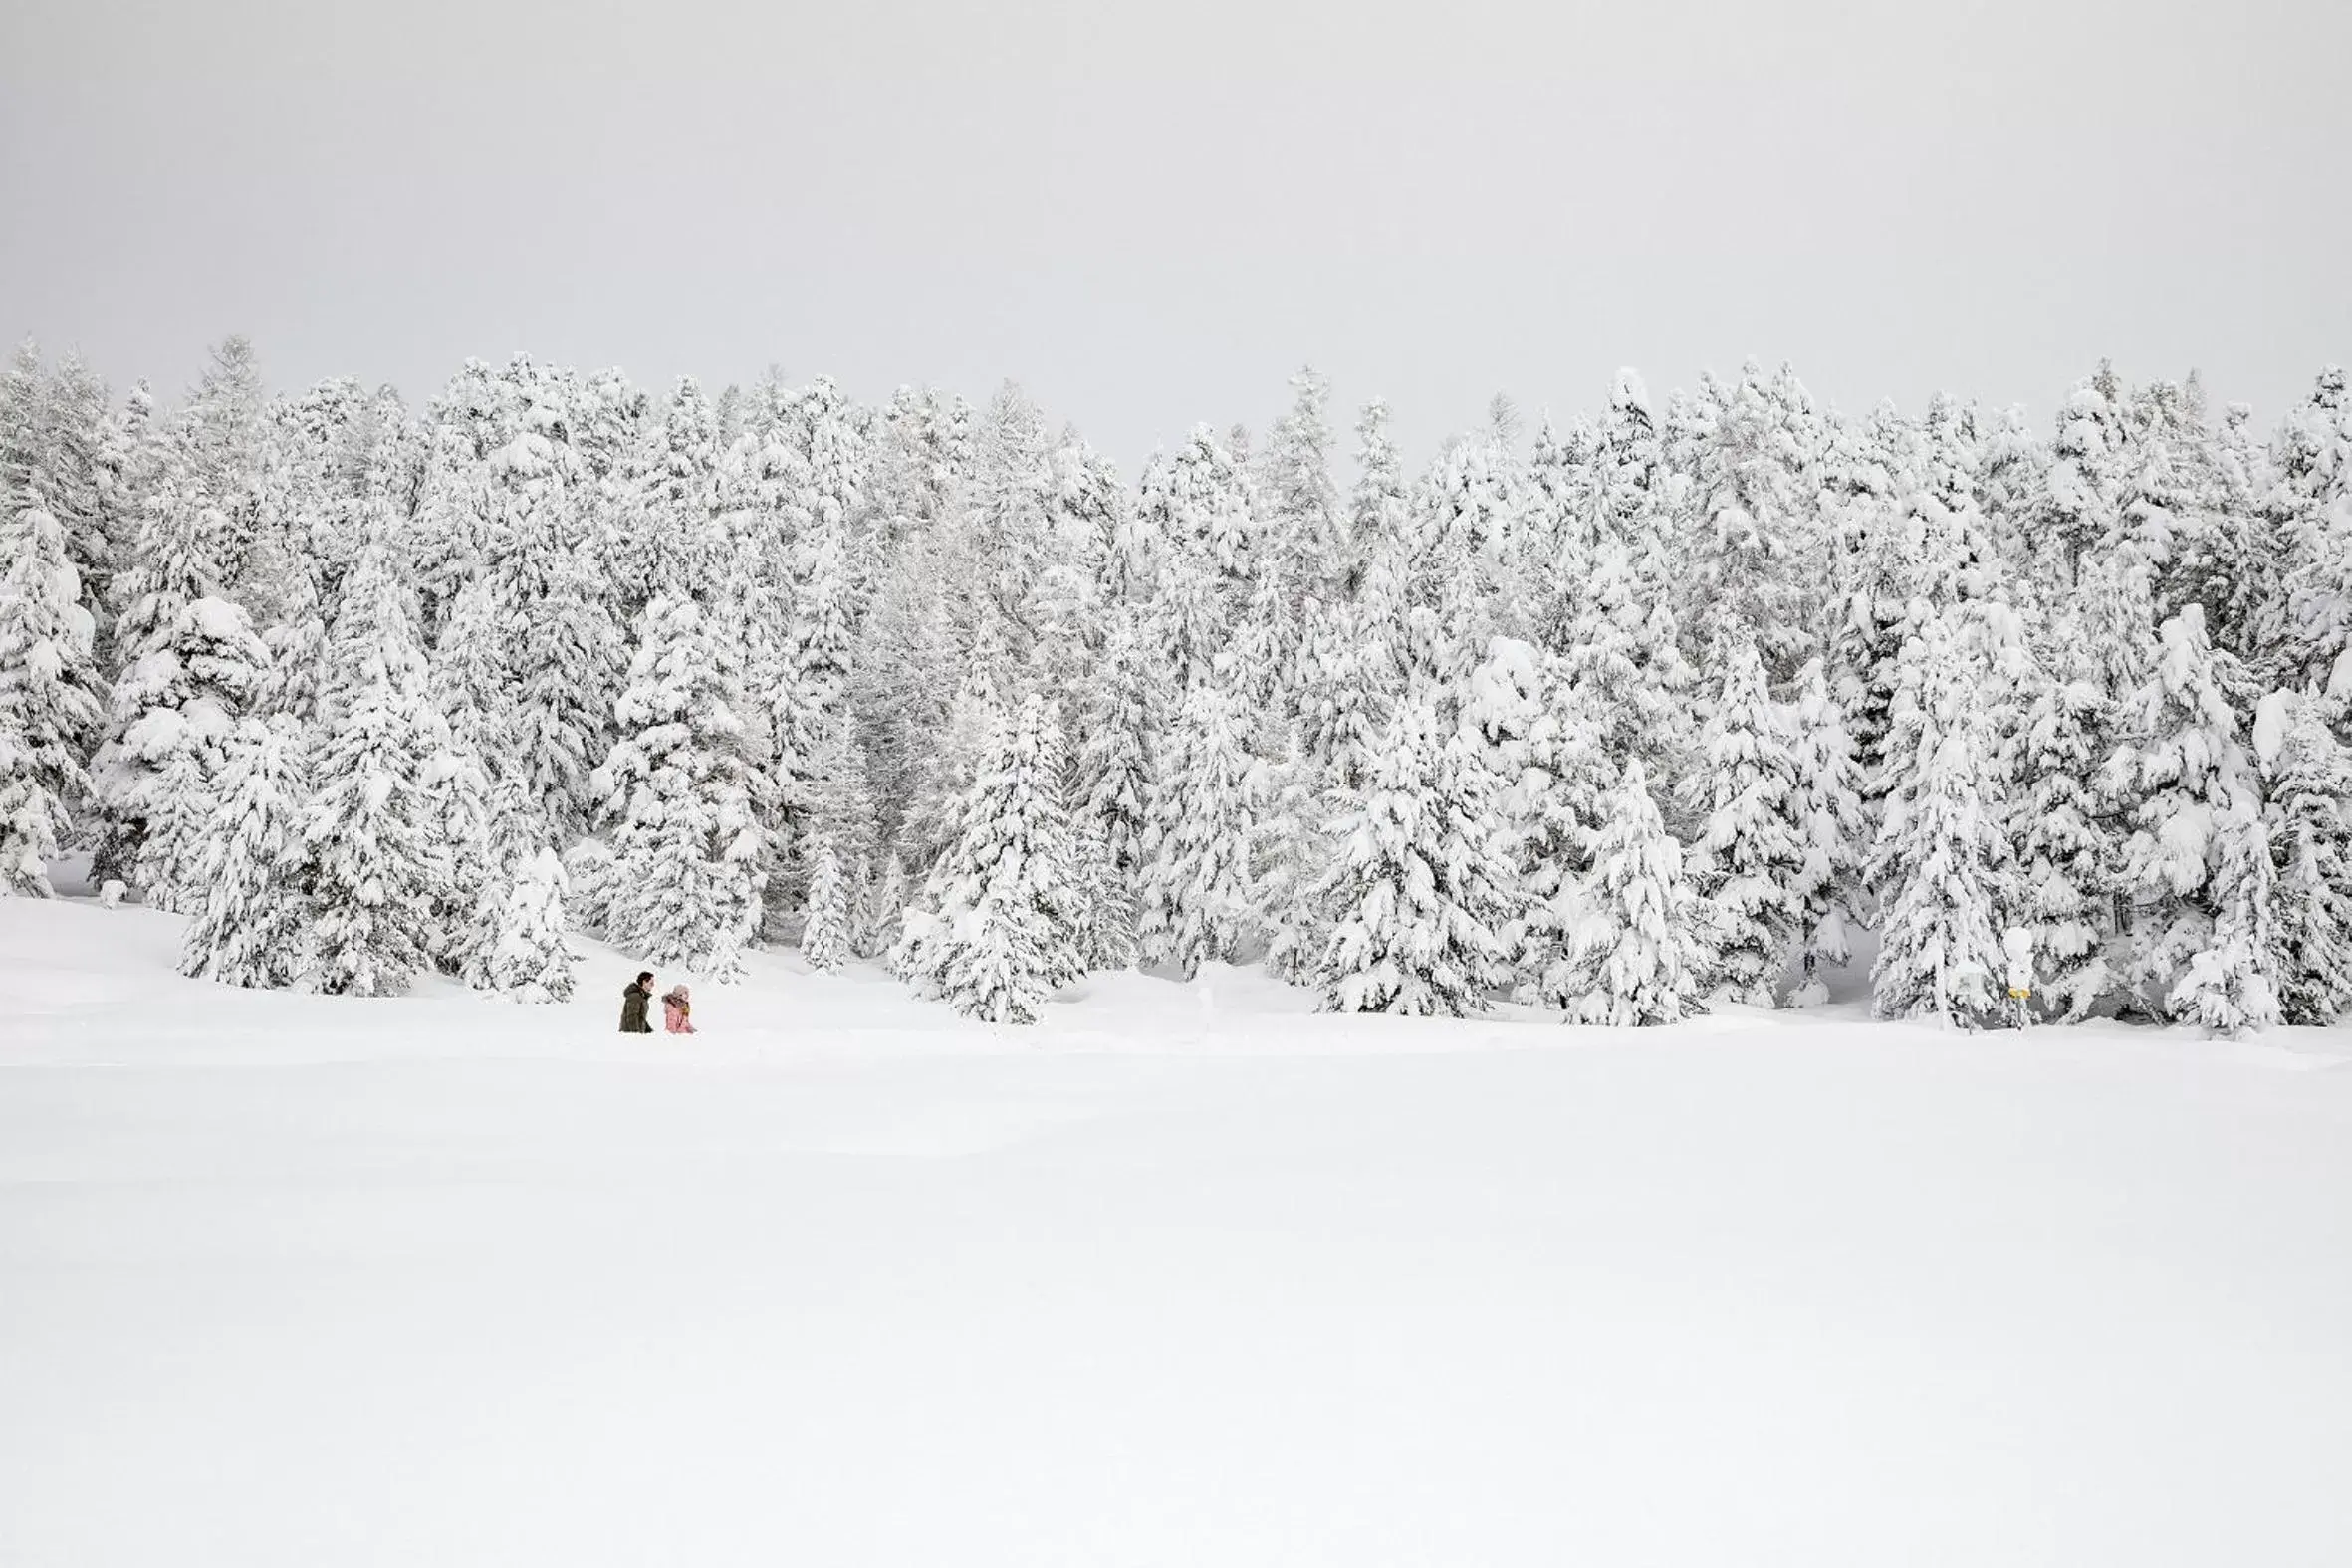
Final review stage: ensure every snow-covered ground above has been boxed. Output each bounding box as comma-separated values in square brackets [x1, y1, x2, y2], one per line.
[4, 899, 2351, 1567]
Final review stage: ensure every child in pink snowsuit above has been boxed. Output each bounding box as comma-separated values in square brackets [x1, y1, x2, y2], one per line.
[662, 986, 696, 1034]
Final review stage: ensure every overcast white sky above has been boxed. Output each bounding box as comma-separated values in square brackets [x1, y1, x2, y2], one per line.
[3, 0, 2346, 466]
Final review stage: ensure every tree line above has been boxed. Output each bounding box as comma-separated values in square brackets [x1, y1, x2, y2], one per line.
[1, 338, 2347, 1034]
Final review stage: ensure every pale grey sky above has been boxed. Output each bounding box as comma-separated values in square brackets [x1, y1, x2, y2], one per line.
[3, 0, 2346, 465]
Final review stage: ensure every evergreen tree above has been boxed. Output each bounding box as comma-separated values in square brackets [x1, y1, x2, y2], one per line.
[2108, 607, 2281, 1033]
[597, 593, 770, 976]
[1684, 363, 1809, 670]
[1070, 810, 1138, 971]
[1681, 637, 1806, 1005]
[1596, 369, 1672, 586]
[798, 710, 875, 972]
[2259, 692, 2352, 1024]
[1561, 760, 1711, 1025]
[2260, 369, 2350, 682]
[178, 716, 313, 988]
[1072, 617, 1156, 881]
[1545, 540, 1694, 820]
[803, 837, 856, 971]
[481, 424, 618, 839]
[0, 491, 105, 896]
[860, 850, 911, 964]
[1258, 366, 1343, 598]
[482, 846, 578, 1005]
[1344, 398, 1412, 599]
[305, 546, 445, 997]
[2007, 663, 2119, 1019]
[89, 474, 269, 906]
[896, 693, 1083, 1022]
[1137, 679, 1259, 977]
[1311, 696, 1521, 1015]
[1867, 611, 2013, 1028]
[1786, 657, 1867, 1004]
[2039, 364, 2132, 587]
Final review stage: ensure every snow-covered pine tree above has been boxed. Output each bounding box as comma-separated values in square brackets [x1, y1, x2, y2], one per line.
[451, 767, 540, 987]
[859, 850, 911, 964]
[798, 710, 875, 972]
[1294, 590, 1396, 799]
[1310, 693, 1522, 1015]
[562, 836, 619, 940]
[896, 693, 1083, 1023]
[305, 544, 446, 997]
[2006, 660, 2119, 1019]
[1258, 366, 1343, 601]
[1559, 759, 1711, 1025]
[2108, 606, 2281, 1033]
[2258, 691, 2352, 1024]
[1070, 810, 1138, 972]
[961, 381, 1058, 658]
[2264, 369, 2352, 687]
[1785, 657, 1867, 1004]
[0, 489, 105, 896]
[1596, 369, 1673, 588]
[803, 836, 855, 972]
[1343, 398, 1412, 601]
[0, 338, 48, 513]
[1683, 362, 1811, 671]
[1680, 636, 1806, 1006]
[1072, 616, 1156, 881]
[178, 715, 313, 988]
[38, 351, 126, 634]
[792, 376, 875, 612]
[596, 592, 770, 977]
[156, 336, 271, 598]
[417, 729, 497, 979]
[770, 501, 856, 852]
[88, 475, 270, 905]
[480, 423, 618, 840]
[482, 847, 577, 1005]
[1137, 678, 1259, 977]
[1827, 409, 1930, 791]
[2182, 401, 2276, 663]
[1866, 608, 2014, 1028]
[1251, 720, 1329, 987]
[2039, 364, 2133, 588]
[1543, 538, 1694, 822]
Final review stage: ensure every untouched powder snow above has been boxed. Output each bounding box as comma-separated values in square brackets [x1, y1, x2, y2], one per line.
[4, 899, 2352, 1567]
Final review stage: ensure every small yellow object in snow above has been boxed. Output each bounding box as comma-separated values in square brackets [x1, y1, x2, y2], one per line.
[2008, 987, 2031, 1001]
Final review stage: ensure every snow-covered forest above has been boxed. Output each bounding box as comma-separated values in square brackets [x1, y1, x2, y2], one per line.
[4, 337, 2349, 1035]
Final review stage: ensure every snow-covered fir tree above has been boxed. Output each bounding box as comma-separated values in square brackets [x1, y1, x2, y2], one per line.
[178, 715, 312, 988]
[896, 693, 1083, 1023]
[0, 490, 105, 896]
[2107, 607, 2280, 1033]
[1560, 760, 1712, 1025]
[1785, 657, 1867, 1004]
[88, 475, 270, 905]
[1310, 694, 1522, 1015]
[1680, 637, 1806, 1006]
[2258, 691, 2352, 1024]
[482, 847, 577, 1005]
[596, 592, 770, 977]
[798, 710, 875, 972]
[2005, 659, 2119, 1019]
[1866, 609, 2014, 1029]
[860, 850, 911, 965]
[305, 544, 447, 997]
[1137, 677, 1260, 977]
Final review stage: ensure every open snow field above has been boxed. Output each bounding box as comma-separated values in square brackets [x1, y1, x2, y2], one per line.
[4, 898, 2352, 1567]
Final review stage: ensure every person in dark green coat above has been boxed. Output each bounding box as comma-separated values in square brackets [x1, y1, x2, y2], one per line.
[619, 972, 656, 1033]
